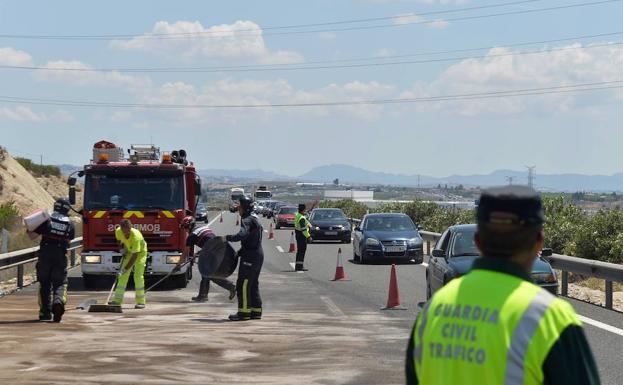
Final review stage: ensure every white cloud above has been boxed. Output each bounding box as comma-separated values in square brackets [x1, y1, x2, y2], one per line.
[0, 105, 74, 123]
[392, 13, 449, 29]
[111, 20, 304, 64]
[405, 43, 623, 116]
[34, 60, 151, 89]
[0, 47, 33, 66]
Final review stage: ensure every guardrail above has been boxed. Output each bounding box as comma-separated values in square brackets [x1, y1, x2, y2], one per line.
[349, 216, 623, 310]
[0, 237, 82, 290]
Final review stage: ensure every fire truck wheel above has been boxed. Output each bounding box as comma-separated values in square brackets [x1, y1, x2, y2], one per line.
[171, 273, 189, 289]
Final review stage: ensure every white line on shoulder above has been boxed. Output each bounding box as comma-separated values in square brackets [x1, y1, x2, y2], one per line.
[276, 246, 284, 253]
[577, 315, 623, 337]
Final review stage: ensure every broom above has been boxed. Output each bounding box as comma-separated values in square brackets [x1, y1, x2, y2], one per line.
[88, 274, 122, 313]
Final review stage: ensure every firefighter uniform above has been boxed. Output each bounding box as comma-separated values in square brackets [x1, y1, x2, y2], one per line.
[294, 205, 311, 271]
[112, 227, 147, 307]
[226, 212, 263, 321]
[34, 210, 75, 322]
[406, 186, 600, 385]
[187, 224, 236, 301]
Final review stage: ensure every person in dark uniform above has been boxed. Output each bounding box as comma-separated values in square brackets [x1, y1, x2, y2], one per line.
[225, 195, 264, 321]
[180, 217, 236, 302]
[405, 186, 600, 385]
[294, 203, 312, 271]
[28, 198, 75, 323]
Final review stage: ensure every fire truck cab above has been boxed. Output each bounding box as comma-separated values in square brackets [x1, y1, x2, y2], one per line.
[69, 141, 201, 288]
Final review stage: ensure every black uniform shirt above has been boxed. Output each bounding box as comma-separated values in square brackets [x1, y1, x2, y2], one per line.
[405, 257, 601, 385]
[35, 212, 75, 251]
[226, 214, 263, 252]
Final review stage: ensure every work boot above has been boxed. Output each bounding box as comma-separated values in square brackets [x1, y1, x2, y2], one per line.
[295, 267, 308, 272]
[228, 313, 251, 321]
[52, 303, 64, 323]
[191, 295, 208, 302]
[228, 288, 236, 301]
[250, 311, 262, 320]
[39, 312, 52, 322]
[134, 304, 145, 309]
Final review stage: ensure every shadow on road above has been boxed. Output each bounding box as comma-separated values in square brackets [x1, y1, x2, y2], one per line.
[191, 318, 230, 324]
[0, 319, 40, 325]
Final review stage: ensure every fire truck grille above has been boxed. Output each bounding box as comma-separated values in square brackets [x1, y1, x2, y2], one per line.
[94, 234, 172, 248]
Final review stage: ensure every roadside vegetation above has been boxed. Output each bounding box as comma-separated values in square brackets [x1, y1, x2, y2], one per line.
[15, 157, 61, 177]
[322, 196, 623, 264]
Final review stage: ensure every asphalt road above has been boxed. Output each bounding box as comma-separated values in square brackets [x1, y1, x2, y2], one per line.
[256, 212, 623, 385]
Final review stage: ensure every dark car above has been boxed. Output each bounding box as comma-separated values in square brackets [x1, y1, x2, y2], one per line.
[426, 224, 559, 299]
[274, 206, 297, 229]
[309, 208, 351, 243]
[352, 213, 424, 264]
[195, 203, 208, 222]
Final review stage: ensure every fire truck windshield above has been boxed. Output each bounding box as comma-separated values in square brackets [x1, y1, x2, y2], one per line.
[84, 174, 185, 211]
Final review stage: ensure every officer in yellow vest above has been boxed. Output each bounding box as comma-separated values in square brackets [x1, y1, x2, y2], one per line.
[294, 203, 312, 271]
[406, 186, 600, 385]
[111, 219, 148, 309]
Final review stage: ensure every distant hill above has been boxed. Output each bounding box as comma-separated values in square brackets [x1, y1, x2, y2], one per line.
[198, 169, 290, 181]
[59, 164, 82, 176]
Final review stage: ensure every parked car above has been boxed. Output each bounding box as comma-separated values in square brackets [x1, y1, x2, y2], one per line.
[195, 203, 208, 222]
[274, 206, 297, 229]
[426, 224, 559, 299]
[268, 201, 287, 219]
[309, 208, 351, 243]
[352, 213, 423, 264]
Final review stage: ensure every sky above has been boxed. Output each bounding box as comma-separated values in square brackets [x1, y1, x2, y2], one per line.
[0, 0, 622, 177]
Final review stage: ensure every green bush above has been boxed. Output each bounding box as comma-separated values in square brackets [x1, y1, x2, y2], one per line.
[15, 157, 61, 177]
[0, 201, 19, 230]
[542, 196, 584, 255]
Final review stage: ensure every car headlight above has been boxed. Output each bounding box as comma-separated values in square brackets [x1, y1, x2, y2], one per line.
[366, 238, 380, 246]
[532, 272, 557, 284]
[166, 255, 182, 264]
[315, 226, 320, 230]
[407, 238, 422, 246]
[84, 255, 101, 264]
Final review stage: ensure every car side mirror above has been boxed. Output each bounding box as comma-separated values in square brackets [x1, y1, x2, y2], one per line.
[431, 249, 445, 259]
[541, 248, 553, 257]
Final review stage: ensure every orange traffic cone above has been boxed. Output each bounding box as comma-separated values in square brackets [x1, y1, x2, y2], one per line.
[219, 213, 223, 223]
[382, 264, 406, 310]
[288, 231, 296, 253]
[268, 223, 274, 239]
[332, 248, 349, 281]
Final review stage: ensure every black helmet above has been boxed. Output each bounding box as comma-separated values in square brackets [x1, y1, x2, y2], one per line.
[54, 198, 71, 214]
[238, 195, 255, 213]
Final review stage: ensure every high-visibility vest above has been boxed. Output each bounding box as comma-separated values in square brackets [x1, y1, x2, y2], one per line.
[411, 268, 581, 385]
[294, 212, 311, 238]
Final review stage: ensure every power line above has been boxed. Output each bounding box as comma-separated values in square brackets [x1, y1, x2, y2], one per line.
[0, 0, 619, 41]
[3, 39, 621, 74]
[0, 79, 621, 109]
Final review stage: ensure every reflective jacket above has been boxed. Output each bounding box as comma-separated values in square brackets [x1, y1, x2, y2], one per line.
[294, 212, 311, 238]
[37, 211, 75, 251]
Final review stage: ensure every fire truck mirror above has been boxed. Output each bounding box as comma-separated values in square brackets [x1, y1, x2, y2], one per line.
[195, 178, 202, 196]
[68, 177, 77, 186]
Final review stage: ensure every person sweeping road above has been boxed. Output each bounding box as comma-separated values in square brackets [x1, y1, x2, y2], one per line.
[110, 219, 147, 309]
[225, 195, 264, 321]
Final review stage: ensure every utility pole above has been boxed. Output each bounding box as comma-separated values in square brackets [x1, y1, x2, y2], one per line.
[506, 176, 515, 186]
[526, 165, 536, 188]
[40, 154, 43, 167]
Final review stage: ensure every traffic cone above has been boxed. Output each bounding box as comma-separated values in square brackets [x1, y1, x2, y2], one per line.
[331, 248, 350, 281]
[382, 264, 406, 310]
[268, 223, 274, 239]
[219, 213, 223, 223]
[288, 231, 296, 253]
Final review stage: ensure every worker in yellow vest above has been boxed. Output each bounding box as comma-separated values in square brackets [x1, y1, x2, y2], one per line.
[406, 186, 600, 385]
[111, 219, 148, 309]
[294, 203, 312, 271]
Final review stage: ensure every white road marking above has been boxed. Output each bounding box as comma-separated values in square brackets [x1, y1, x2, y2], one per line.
[577, 315, 623, 337]
[18, 367, 41, 372]
[276, 246, 285, 253]
[263, 230, 268, 233]
[207, 212, 223, 227]
[321, 296, 347, 317]
[422, 262, 429, 267]
[289, 262, 296, 269]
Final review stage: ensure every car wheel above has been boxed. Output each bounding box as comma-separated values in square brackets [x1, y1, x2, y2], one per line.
[353, 249, 359, 263]
[360, 250, 367, 265]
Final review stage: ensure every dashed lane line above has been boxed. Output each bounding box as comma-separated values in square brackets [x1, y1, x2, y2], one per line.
[577, 315, 623, 337]
[206, 212, 223, 227]
[276, 246, 285, 253]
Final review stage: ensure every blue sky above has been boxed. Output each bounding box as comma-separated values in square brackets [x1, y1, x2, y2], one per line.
[0, 0, 622, 177]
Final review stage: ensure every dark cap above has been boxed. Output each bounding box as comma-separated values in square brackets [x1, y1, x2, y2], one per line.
[477, 186, 544, 226]
[298, 203, 306, 211]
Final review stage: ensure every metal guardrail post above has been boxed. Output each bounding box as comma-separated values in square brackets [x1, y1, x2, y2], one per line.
[17, 264, 24, 288]
[561, 271, 568, 297]
[606, 281, 613, 310]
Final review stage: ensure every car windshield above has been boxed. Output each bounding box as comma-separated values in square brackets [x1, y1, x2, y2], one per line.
[85, 174, 184, 210]
[255, 191, 272, 199]
[313, 210, 346, 221]
[365, 216, 416, 231]
[279, 207, 297, 215]
[451, 229, 480, 256]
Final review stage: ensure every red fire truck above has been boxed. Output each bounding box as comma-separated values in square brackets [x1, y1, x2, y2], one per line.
[68, 141, 202, 288]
